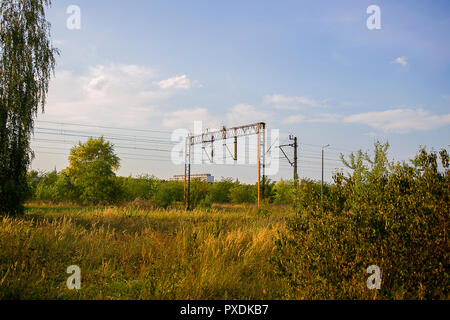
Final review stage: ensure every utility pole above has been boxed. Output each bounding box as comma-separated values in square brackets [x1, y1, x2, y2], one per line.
[321, 144, 330, 202]
[184, 136, 191, 210]
[279, 134, 299, 184]
[184, 122, 266, 210]
[293, 136, 298, 185]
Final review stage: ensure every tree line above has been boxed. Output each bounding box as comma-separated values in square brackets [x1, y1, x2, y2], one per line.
[27, 137, 297, 208]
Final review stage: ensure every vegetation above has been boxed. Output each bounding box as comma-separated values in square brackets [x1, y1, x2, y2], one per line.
[0, 0, 445, 302]
[1, 141, 447, 299]
[0, 0, 58, 215]
[0, 204, 292, 299]
[273, 143, 449, 299]
[62, 137, 121, 203]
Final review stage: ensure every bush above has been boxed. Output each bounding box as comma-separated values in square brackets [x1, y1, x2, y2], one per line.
[229, 183, 257, 204]
[207, 178, 236, 203]
[153, 181, 184, 208]
[118, 175, 161, 201]
[54, 171, 80, 201]
[34, 171, 59, 201]
[273, 142, 449, 299]
[189, 179, 211, 208]
[74, 161, 122, 204]
[273, 179, 296, 205]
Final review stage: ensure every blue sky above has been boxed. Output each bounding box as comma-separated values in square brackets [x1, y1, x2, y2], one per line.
[31, 0, 450, 183]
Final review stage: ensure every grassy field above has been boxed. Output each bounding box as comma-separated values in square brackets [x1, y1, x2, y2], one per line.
[0, 203, 295, 300]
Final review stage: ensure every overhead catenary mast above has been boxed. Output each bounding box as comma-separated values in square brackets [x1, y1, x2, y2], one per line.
[184, 122, 266, 210]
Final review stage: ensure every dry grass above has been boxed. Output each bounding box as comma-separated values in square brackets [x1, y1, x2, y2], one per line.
[0, 204, 294, 300]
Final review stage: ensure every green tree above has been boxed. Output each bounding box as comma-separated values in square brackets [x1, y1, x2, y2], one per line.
[262, 177, 276, 203]
[34, 170, 58, 200]
[118, 174, 161, 201]
[64, 137, 121, 203]
[153, 181, 184, 208]
[273, 179, 295, 204]
[190, 178, 210, 208]
[207, 178, 236, 203]
[0, 0, 58, 214]
[229, 183, 257, 203]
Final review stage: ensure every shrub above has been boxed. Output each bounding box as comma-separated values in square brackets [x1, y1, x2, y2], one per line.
[118, 175, 161, 201]
[153, 181, 184, 208]
[273, 179, 296, 205]
[273, 142, 449, 299]
[189, 179, 211, 208]
[207, 178, 236, 203]
[34, 171, 59, 201]
[229, 183, 257, 204]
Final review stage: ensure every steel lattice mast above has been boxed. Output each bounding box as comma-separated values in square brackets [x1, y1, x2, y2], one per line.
[184, 122, 266, 210]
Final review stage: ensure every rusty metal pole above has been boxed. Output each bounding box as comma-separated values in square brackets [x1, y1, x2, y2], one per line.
[211, 136, 214, 162]
[294, 136, 298, 185]
[257, 123, 261, 208]
[187, 138, 191, 210]
[262, 123, 265, 204]
[184, 137, 187, 208]
[234, 136, 237, 161]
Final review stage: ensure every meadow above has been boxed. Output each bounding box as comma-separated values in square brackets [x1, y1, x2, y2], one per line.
[1, 143, 448, 300]
[0, 203, 294, 300]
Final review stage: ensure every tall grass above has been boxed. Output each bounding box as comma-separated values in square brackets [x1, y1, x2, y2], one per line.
[0, 204, 293, 299]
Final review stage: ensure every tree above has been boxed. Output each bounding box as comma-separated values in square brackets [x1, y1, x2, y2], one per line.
[229, 183, 257, 204]
[207, 178, 235, 203]
[273, 179, 295, 204]
[118, 174, 161, 201]
[0, 0, 58, 214]
[153, 181, 184, 208]
[64, 137, 121, 203]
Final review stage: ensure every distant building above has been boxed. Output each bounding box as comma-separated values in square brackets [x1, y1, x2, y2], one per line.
[171, 173, 214, 183]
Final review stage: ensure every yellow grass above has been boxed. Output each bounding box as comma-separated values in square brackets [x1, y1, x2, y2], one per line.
[0, 204, 294, 299]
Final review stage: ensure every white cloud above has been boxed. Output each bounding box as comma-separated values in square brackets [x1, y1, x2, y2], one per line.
[161, 103, 270, 131]
[366, 132, 377, 137]
[283, 114, 306, 124]
[157, 75, 202, 89]
[344, 108, 450, 133]
[282, 113, 341, 124]
[391, 56, 408, 67]
[162, 107, 218, 129]
[41, 64, 166, 127]
[264, 94, 322, 110]
[307, 113, 341, 123]
[226, 104, 270, 126]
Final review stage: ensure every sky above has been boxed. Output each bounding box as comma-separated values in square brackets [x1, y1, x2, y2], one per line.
[30, 0, 450, 183]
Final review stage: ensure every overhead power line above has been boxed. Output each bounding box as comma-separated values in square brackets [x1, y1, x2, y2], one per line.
[35, 120, 173, 134]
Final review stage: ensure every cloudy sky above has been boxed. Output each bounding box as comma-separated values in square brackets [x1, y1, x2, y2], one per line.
[31, 0, 450, 183]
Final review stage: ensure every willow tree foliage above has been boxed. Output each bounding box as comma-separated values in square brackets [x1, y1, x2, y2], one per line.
[0, 0, 58, 214]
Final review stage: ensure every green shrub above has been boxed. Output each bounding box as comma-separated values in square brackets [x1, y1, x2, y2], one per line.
[118, 175, 161, 201]
[273, 179, 296, 205]
[208, 178, 236, 203]
[153, 181, 184, 208]
[190, 179, 211, 208]
[229, 183, 257, 204]
[34, 171, 59, 201]
[273, 142, 449, 299]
